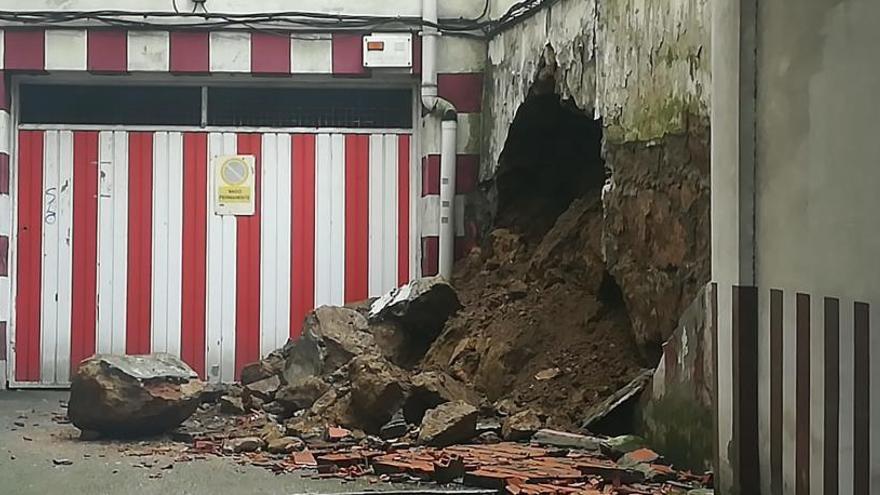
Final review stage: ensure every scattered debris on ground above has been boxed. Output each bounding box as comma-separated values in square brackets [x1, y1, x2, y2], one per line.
[63, 276, 711, 493]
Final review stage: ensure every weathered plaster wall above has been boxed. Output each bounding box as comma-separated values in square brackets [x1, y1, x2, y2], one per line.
[637, 285, 714, 471]
[484, 0, 711, 354]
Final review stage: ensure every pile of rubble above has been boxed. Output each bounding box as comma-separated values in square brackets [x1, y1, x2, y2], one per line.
[65, 276, 711, 493]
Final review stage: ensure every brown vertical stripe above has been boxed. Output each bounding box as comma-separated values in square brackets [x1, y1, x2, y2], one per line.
[0, 321, 6, 361]
[854, 302, 870, 495]
[824, 297, 840, 495]
[733, 285, 761, 493]
[796, 293, 811, 495]
[770, 289, 784, 495]
[711, 283, 720, 485]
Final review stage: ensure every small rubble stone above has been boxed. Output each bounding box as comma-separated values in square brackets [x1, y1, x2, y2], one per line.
[275, 376, 330, 412]
[379, 411, 409, 440]
[531, 429, 603, 452]
[267, 436, 304, 454]
[224, 436, 265, 453]
[501, 409, 542, 441]
[418, 400, 478, 447]
[348, 354, 409, 431]
[240, 349, 287, 385]
[404, 371, 484, 424]
[507, 280, 529, 300]
[283, 307, 376, 385]
[477, 431, 502, 444]
[68, 354, 205, 437]
[245, 375, 281, 401]
[52, 458, 73, 466]
[619, 447, 661, 467]
[601, 435, 648, 458]
[219, 396, 246, 415]
[262, 401, 286, 415]
[259, 422, 286, 443]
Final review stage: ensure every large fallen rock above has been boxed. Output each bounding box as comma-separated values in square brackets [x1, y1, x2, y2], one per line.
[68, 354, 205, 437]
[417, 400, 478, 447]
[348, 354, 409, 431]
[283, 306, 376, 384]
[369, 276, 462, 341]
[404, 370, 484, 423]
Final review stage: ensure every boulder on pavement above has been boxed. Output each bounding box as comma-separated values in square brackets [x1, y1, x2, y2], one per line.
[417, 400, 478, 447]
[348, 354, 409, 432]
[501, 409, 543, 441]
[369, 276, 462, 341]
[404, 370, 484, 423]
[68, 354, 205, 437]
[283, 307, 376, 384]
[219, 395, 246, 415]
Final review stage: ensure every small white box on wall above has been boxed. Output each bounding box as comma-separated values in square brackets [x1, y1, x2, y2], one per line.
[214, 155, 256, 216]
[363, 33, 413, 68]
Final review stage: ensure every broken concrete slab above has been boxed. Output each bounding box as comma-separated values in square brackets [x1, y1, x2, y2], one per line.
[283, 306, 376, 384]
[68, 354, 205, 437]
[404, 370, 484, 424]
[418, 400, 478, 447]
[581, 369, 653, 434]
[531, 429, 603, 452]
[501, 409, 542, 441]
[369, 276, 462, 341]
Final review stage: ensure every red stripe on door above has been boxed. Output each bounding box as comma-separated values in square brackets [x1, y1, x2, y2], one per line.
[70, 131, 99, 373]
[235, 134, 261, 378]
[15, 131, 43, 382]
[181, 132, 208, 377]
[331, 33, 367, 76]
[126, 132, 153, 355]
[290, 134, 316, 338]
[344, 135, 369, 303]
[397, 135, 411, 285]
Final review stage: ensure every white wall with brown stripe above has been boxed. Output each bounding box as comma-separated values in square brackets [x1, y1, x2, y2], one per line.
[712, 0, 880, 493]
[712, 284, 877, 494]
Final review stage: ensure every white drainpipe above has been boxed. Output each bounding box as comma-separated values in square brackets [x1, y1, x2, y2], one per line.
[421, 0, 458, 279]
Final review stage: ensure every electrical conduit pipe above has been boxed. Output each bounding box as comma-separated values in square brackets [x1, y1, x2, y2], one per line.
[421, 0, 458, 279]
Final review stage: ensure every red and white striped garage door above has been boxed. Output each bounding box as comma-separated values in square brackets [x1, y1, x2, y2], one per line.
[12, 129, 414, 386]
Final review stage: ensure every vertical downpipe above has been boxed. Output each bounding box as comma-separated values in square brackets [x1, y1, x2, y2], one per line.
[421, 0, 458, 279]
[438, 117, 458, 278]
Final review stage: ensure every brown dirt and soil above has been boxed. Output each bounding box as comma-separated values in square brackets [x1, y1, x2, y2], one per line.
[421, 92, 648, 431]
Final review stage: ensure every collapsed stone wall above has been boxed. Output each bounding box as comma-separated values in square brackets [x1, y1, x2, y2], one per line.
[481, 0, 711, 356]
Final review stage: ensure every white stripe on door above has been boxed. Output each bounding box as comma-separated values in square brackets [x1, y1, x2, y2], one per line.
[41, 130, 74, 385]
[206, 133, 238, 383]
[97, 131, 129, 355]
[314, 134, 346, 307]
[368, 134, 399, 297]
[259, 133, 293, 356]
[151, 132, 184, 357]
